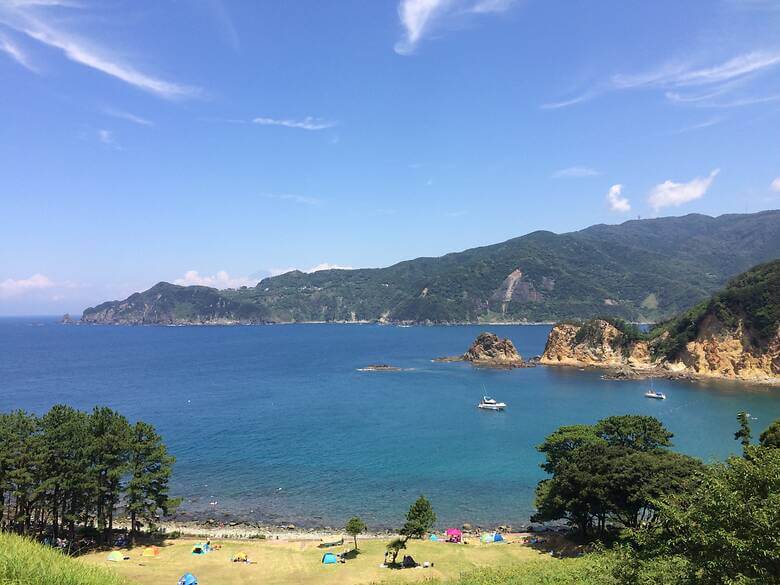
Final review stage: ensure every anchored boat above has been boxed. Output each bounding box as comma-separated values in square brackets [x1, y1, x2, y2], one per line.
[644, 379, 666, 400]
[477, 396, 507, 411]
[644, 390, 666, 400]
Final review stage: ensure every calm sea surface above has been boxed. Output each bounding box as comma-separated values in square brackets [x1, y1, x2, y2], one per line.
[2, 318, 779, 529]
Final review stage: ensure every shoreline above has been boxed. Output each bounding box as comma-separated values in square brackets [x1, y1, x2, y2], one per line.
[117, 517, 555, 541]
[541, 361, 780, 387]
[69, 319, 561, 326]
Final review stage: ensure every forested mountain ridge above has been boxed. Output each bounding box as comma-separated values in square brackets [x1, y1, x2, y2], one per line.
[81, 210, 780, 325]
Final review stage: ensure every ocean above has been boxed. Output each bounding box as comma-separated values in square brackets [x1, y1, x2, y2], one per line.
[2, 317, 779, 529]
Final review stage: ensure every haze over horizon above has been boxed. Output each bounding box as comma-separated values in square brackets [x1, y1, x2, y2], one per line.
[2, 1, 780, 315]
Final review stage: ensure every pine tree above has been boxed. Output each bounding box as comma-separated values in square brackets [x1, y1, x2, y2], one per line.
[126, 421, 177, 543]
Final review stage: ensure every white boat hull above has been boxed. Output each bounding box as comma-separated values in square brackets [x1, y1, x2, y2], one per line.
[478, 403, 506, 410]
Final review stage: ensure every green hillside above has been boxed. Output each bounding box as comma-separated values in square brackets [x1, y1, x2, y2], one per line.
[82, 210, 780, 324]
[650, 258, 780, 359]
[0, 532, 127, 585]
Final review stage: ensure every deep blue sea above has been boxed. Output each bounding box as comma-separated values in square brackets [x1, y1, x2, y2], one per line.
[2, 317, 780, 529]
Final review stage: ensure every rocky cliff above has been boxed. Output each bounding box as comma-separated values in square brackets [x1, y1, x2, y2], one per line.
[541, 260, 780, 384]
[462, 332, 525, 367]
[81, 282, 268, 325]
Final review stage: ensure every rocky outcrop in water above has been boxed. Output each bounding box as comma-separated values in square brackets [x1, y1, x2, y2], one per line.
[462, 332, 525, 367]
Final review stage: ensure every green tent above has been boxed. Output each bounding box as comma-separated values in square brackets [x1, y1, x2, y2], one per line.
[106, 551, 124, 562]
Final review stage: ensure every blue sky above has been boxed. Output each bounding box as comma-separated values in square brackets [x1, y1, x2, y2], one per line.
[1, 0, 779, 315]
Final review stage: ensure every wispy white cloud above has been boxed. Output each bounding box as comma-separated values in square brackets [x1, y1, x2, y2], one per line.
[543, 50, 780, 109]
[770, 177, 780, 192]
[96, 128, 120, 149]
[261, 193, 321, 206]
[0, 33, 37, 71]
[206, 0, 239, 51]
[672, 93, 780, 108]
[648, 169, 720, 211]
[394, 0, 515, 55]
[606, 184, 630, 212]
[101, 106, 153, 127]
[552, 165, 600, 178]
[174, 270, 258, 289]
[0, 2, 202, 99]
[252, 116, 337, 131]
[0, 273, 55, 298]
[670, 117, 724, 134]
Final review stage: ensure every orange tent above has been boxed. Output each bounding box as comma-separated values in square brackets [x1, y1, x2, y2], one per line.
[142, 546, 160, 558]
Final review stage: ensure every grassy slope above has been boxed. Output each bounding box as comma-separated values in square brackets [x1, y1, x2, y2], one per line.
[80, 537, 548, 585]
[0, 532, 127, 585]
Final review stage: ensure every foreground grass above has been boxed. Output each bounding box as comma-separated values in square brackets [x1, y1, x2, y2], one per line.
[80, 536, 549, 585]
[0, 531, 127, 585]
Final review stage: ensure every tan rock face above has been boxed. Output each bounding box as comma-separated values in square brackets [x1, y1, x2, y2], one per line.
[541, 317, 779, 383]
[669, 318, 779, 382]
[540, 320, 649, 368]
[463, 332, 524, 367]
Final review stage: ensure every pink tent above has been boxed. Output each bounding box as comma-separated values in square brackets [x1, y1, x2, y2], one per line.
[445, 528, 462, 543]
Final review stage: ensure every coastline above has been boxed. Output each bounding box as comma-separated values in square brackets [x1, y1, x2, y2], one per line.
[118, 517, 554, 541]
[541, 361, 780, 387]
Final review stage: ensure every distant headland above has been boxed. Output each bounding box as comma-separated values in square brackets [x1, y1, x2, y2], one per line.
[80, 211, 780, 326]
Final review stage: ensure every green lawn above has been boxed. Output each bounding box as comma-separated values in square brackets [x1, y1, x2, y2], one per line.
[81, 536, 551, 585]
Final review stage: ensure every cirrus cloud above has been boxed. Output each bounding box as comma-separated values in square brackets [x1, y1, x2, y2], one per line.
[252, 116, 336, 131]
[394, 0, 516, 55]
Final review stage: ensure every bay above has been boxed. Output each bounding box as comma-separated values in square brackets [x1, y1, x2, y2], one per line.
[2, 318, 779, 529]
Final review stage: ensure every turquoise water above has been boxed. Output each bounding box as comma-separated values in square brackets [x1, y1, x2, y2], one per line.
[2, 318, 779, 529]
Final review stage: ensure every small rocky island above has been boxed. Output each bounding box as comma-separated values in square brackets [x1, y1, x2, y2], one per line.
[541, 260, 780, 384]
[436, 332, 526, 368]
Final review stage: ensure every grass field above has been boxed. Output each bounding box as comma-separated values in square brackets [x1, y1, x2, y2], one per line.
[81, 536, 552, 585]
[0, 531, 126, 585]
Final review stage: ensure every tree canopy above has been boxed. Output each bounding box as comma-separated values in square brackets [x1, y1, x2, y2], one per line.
[0, 405, 175, 548]
[533, 415, 700, 539]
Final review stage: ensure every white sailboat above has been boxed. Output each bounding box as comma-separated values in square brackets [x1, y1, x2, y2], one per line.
[644, 378, 666, 400]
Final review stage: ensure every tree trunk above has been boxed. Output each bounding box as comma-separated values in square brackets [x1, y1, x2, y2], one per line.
[131, 510, 137, 545]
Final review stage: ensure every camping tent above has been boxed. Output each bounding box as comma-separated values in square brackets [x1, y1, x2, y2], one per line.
[322, 552, 338, 564]
[191, 544, 207, 555]
[106, 551, 124, 562]
[142, 546, 160, 557]
[480, 532, 504, 543]
[177, 573, 198, 585]
[429, 534, 439, 541]
[232, 552, 248, 562]
[445, 528, 462, 543]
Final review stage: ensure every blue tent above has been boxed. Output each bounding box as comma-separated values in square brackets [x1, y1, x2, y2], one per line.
[480, 532, 504, 543]
[178, 574, 198, 585]
[322, 552, 338, 564]
[429, 534, 439, 541]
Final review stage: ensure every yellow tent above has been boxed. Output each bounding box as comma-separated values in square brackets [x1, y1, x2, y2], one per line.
[106, 551, 124, 562]
[142, 546, 160, 558]
[232, 552, 248, 562]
